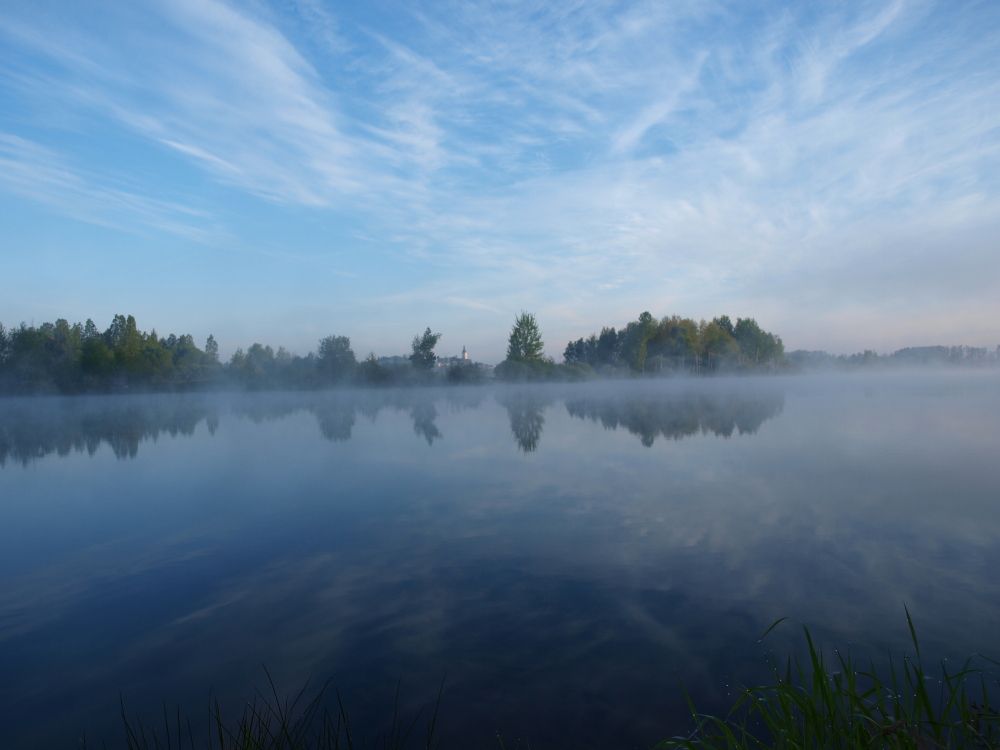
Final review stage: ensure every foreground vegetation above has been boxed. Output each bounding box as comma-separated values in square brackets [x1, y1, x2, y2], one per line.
[90, 617, 997, 750]
[658, 616, 998, 750]
[100, 676, 443, 750]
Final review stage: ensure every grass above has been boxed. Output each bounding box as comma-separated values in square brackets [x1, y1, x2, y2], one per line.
[87, 611, 997, 750]
[85, 672, 443, 750]
[657, 609, 999, 750]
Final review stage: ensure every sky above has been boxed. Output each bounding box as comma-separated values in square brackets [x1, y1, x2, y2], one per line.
[1, 0, 999, 362]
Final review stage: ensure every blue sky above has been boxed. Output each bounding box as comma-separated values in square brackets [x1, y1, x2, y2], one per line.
[1, 0, 998, 362]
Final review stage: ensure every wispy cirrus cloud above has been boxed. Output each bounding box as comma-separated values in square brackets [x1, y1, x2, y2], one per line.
[1, 0, 999, 355]
[0, 132, 221, 241]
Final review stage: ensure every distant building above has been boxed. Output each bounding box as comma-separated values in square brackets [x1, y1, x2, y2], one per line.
[379, 348, 493, 375]
[436, 346, 471, 367]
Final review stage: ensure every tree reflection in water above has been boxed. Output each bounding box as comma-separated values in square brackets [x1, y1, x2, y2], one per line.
[410, 400, 441, 445]
[0, 385, 784, 465]
[0, 396, 215, 464]
[496, 392, 553, 452]
[565, 390, 784, 446]
[313, 400, 356, 442]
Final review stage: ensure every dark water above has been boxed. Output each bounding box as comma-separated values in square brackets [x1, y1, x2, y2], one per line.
[1, 373, 998, 749]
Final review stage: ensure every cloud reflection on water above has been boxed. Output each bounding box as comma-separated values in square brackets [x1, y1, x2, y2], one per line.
[1, 375, 997, 750]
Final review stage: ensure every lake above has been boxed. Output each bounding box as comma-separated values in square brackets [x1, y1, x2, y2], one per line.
[1, 372, 998, 749]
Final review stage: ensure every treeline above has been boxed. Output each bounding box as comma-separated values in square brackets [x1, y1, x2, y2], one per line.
[0, 317, 481, 395]
[787, 345, 1000, 370]
[0, 316, 220, 394]
[495, 311, 784, 381]
[222, 327, 485, 389]
[499, 310, 999, 381]
[3, 311, 993, 395]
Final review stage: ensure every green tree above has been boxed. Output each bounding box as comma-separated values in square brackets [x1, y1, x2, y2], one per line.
[138, 329, 173, 380]
[105, 314, 143, 372]
[163, 333, 204, 381]
[498, 313, 552, 381]
[204, 335, 219, 366]
[79, 334, 115, 382]
[506, 312, 544, 362]
[82, 319, 100, 341]
[410, 328, 441, 370]
[447, 361, 484, 384]
[563, 335, 593, 365]
[318, 335, 357, 381]
[713, 315, 734, 337]
[229, 348, 246, 370]
[0, 323, 9, 366]
[733, 317, 784, 368]
[620, 311, 657, 373]
[595, 327, 620, 367]
[648, 315, 699, 371]
[358, 352, 391, 384]
[245, 343, 275, 374]
[698, 319, 738, 370]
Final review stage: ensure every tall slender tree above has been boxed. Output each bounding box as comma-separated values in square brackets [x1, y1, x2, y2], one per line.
[507, 312, 544, 362]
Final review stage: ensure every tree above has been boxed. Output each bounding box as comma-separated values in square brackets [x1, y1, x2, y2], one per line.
[733, 317, 783, 367]
[0, 323, 8, 364]
[713, 315, 734, 337]
[497, 313, 552, 381]
[204, 335, 219, 365]
[595, 327, 620, 367]
[246, 343, 275, 372]
[410, 328, 441, 370]
[318, 335, 357, 380]
[648, 315, 699, 371]
[699, 319, 738, 370]
[564, 337, 589, 365]
[620, 311, 657, 373]
[358, 352, 391, 384]
[563, 333, 604, 367]
[105, 314, 143, 371]
[447, 361, 484, 384]
[507, 312, 544, 362]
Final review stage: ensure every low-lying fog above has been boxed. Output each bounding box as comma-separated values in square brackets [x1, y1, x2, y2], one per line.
[1, 371, 997, 750]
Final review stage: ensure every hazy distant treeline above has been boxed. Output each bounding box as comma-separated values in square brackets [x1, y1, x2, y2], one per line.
[786, 346, 1000, 370]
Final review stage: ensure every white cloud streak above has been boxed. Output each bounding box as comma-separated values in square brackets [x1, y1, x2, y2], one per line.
[0, 132, 221, 241]
[1, 0, 999, 352]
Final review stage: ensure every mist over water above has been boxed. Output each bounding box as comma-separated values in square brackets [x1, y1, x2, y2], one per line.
[1, 372, 998, 749]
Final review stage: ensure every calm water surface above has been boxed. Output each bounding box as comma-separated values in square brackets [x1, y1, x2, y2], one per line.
[1, 372, 998, 749]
